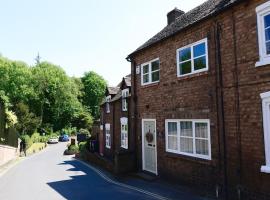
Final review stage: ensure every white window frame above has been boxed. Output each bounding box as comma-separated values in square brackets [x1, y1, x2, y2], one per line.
[256, 1, 270, 67]
[122, 89, 129, 111]
[105, 123, 111, 149]
[141, 58, 160, 86]
[105, 96, 111, 113]
[165, 119, 211, 160]
[176, 38, 209, 77]
[120, 117, 128, 149]
[261, 91, 270, 173]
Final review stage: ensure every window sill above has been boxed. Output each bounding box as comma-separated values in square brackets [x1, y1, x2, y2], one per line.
[164, 151, 213, 165]
[141, 82, 159, 88]
[261, 165, 270, 173]
[177, 71, 208, 81]
[255, 59, 270, 67]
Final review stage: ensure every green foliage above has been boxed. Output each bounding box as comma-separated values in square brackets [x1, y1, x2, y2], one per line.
[5, 110, 17, 128]
[71, 110, 93, 130]
[0, 56, 106, 136]
[79, 141, 87, 152]
[66, 144, 79, 154]
[20, 135, 33, 149]
[79, 128, 90, 136]
[60, 127, 77, 136]
[14, 102, 40, 135]
[81, 71, 107, 119]
[31, 132, 41, 143]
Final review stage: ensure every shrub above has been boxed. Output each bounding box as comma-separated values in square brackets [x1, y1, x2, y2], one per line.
[20, 135, 33, 149]
[31, 132, 40, 143]
[61, 127, 77, 136]
[79, 128, 90, 136]
[65, 144, 79, 155]
[39, 136, 48, 143]
[79, 141, 87, 152]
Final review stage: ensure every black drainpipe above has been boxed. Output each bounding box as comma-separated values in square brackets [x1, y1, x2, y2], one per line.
[231, 9, 242, 200]
[215, 21, 228, 200]
[126, 57, 138, 170]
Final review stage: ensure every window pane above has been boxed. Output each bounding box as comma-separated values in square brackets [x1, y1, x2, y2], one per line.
[168, 136, 178, 150]
[265, 28, 270, 42]
[264, 14, 270, 28]
[195, 123, 208, 138]
[266, 41, 270, 55]
[143, 74, 149, 83]
[194, 42, 206, 57]
[180, 137, 193, 153]
[151, 71, 159, 82]
[180, 121, 192, 137]
[179, 47, 191, 62]
[180, 61, 191, 75]
[195, 139, 208, 155]
[194, 56, 206, 71]
[143, 64, 149, 74]
[151, 60, 160, 71]
[168, 122, 177, 136]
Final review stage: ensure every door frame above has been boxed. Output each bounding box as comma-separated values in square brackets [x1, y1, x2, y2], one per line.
[141, 119, 158, 175]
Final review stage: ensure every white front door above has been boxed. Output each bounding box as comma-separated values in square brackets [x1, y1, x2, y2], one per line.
[142, 119, 157, 174]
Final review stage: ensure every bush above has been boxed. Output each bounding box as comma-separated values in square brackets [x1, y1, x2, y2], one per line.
[65, 144, 79, 155]
[31, 132, 40, 143]
[20, 135, 33, 149]
[39, 136, 48, 143]
[79, 141, 87, 152]
[79, 128, 90, 136]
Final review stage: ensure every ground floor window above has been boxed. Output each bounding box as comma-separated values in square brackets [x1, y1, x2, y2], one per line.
[261, 91, 270, 173]
[105, 123, 111, 149]
[120, 117, 128, 149]
[165, 119, 211, 160]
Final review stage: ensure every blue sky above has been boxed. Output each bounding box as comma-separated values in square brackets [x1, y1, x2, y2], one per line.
[0, 0, 206, 86]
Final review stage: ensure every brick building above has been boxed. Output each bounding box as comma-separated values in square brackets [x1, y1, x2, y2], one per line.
[100, 75, 135, 173]
[126, 0, 270, 199]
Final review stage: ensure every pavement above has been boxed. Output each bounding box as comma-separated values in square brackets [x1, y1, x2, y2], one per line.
[0, 142, 210, 200]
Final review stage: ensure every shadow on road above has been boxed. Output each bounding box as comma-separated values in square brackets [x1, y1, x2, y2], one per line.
[47, 159, 155, 200]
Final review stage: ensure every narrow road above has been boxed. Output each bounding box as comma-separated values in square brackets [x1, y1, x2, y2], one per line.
[0, 142, 160, 200]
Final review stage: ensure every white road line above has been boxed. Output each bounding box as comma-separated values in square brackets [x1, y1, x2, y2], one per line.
[76, 159, 171, 200]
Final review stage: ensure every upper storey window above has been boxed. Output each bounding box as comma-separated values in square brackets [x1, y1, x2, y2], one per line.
[105, 96, 111, 113]
[122, 89, 129, 111]
[141, 58, 160, 85]
[256, 1, 270, 67]
[177, 38, 208, 77]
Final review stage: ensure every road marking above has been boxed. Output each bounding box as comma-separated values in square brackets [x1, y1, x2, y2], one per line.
[76, 158, 171, 200]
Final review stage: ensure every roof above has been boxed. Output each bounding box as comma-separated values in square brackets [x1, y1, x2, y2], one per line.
[124, 75, 131, 87]
[111, 91, 122, 102]
[127, 0, 242, 58]
[107, 87, 120, 95]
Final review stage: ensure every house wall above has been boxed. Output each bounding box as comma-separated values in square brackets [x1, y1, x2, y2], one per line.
[131, 0, 270, 199]
[101, 103, 114, 160]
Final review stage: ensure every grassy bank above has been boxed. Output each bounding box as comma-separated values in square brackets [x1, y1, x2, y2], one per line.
[26, 143, 46, 155]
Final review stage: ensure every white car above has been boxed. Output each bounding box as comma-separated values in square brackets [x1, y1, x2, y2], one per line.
[48, 137, 58, 144]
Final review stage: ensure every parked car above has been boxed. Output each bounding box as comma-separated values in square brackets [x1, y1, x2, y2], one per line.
[48, 137, 58, 144]
[59, 134, 69, 142]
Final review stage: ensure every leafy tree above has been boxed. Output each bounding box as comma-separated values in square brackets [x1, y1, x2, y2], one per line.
[81, 71, 107, 119]
[14, 102, 40, 135]
[71, 110, 93, 130]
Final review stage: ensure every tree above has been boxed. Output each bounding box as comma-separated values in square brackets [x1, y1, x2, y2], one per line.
[81, 71, 107, 119]
[14, 102, 40, 135]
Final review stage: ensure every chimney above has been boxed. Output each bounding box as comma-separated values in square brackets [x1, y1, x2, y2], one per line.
[167, 8, 185, 25]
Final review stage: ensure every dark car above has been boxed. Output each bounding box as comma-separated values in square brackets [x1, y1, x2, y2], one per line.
[59, 134, 69, 142]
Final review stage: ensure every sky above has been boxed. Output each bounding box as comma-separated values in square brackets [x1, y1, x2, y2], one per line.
[0, 0, 207, 86]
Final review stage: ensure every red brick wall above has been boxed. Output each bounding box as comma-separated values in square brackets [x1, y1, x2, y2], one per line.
[130, 0, 270, 199]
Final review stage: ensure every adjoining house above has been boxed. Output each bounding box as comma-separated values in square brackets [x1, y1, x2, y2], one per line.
[126, 0, 270, 199]
[99, 75, 135, 173]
